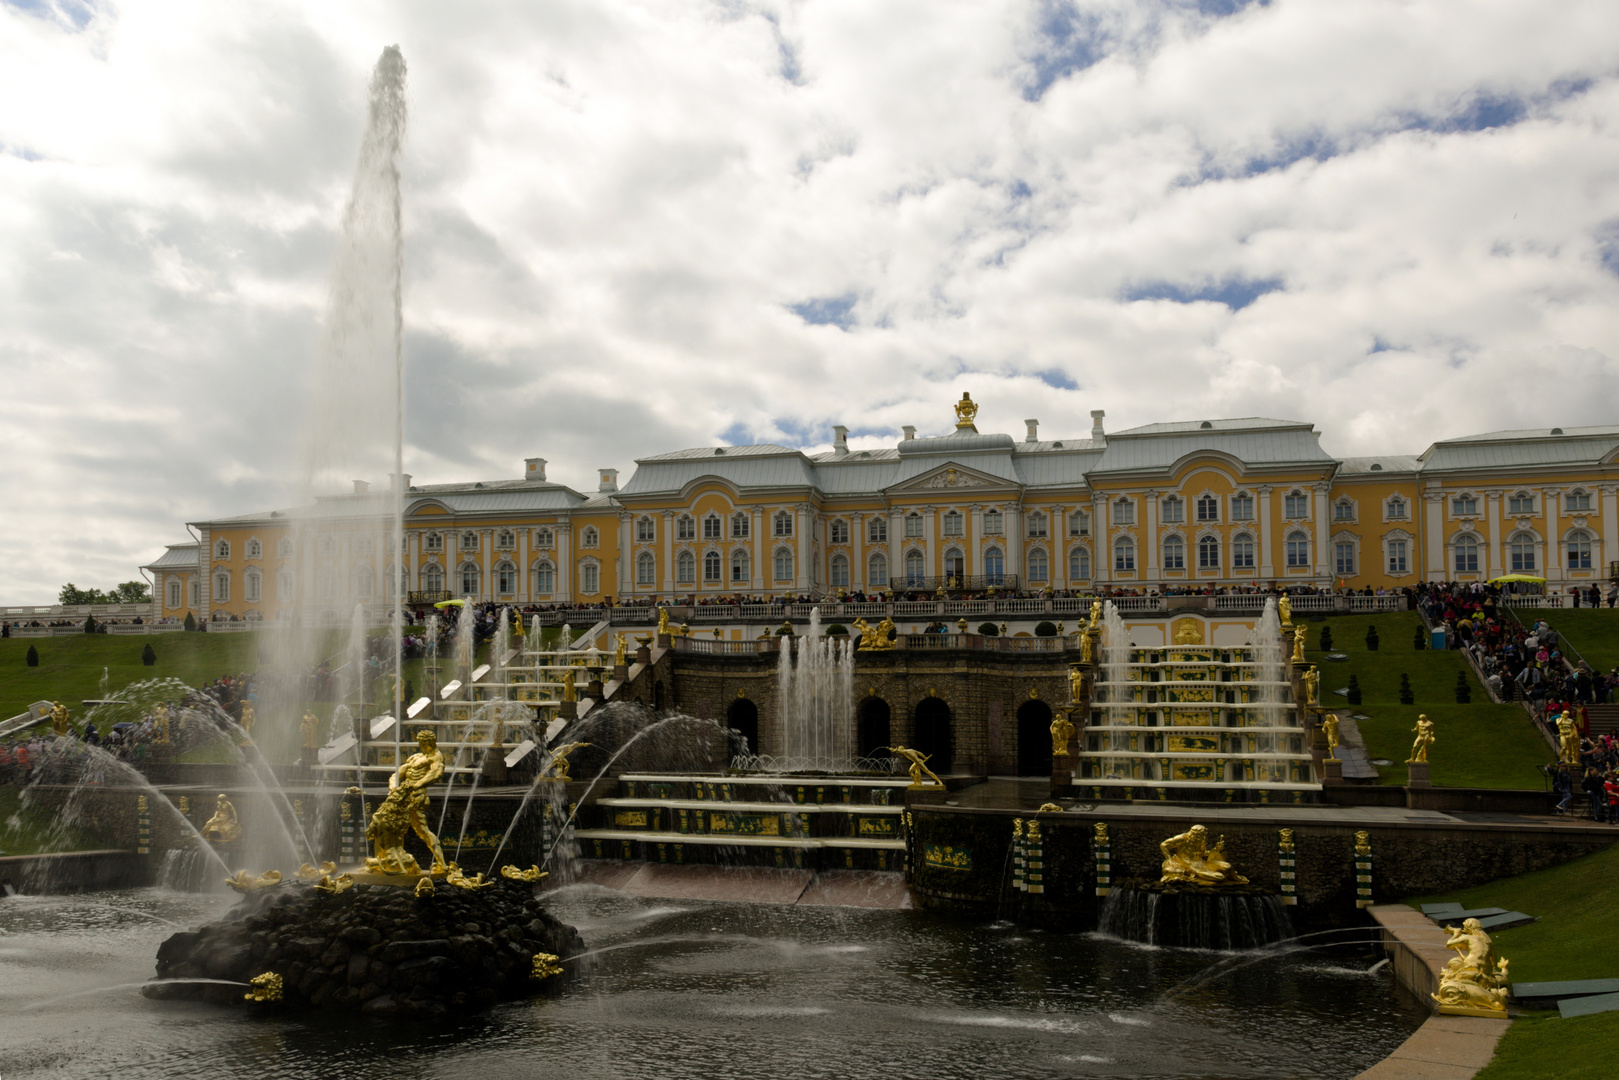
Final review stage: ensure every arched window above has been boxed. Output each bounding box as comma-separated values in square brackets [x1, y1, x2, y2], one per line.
[459, 563, 480, 596]
[581, 562, 600, 594]
[905, 513, 923, 538]
[1285, 531, 1310, 568]
[581, 527, 599, 548]
[983, 509, 1003, 535]
[1454, 535, 1480, 574]
[1196, 495, 1219, 522]
[1069, 510, 1089, 536]
[1284, 491, 1310, 519]
[276, 570, 294, 601]
[244, 569, 262, 603]
[461, 532, 479, 550]
[904, 548, 925, 584]
[829, 519, 849, 544]
[1508, 491, 1535, 516]
[1384, 497, 1407, 521]
[773, 548, 793, 581]
[1068, 546, 1091, 580]
[496, 530, 515, 549]
[1027, 548, 1048, 582]
[422, 564, 444, 593]
[424, 533, 444, 552]
[1509, 534, 1536, 572]
[1334, 498, 1354, 522]
[532, 529, 552, 548]
[637, 551, 656, 585]
[215, 539, 230, 560]
[1112, 498, 1135, 526]
[1026, 511, 1047, 538]
[942, 510, 963, 536]
[731, 512, 750, 539]
[868, 552, 888, 587]
[1162, 535, 1185, 570]
[676, 551, 696, 585]
[495, 561, 517, 595]
[676, 515, 695, 540]
[1568, 531, 1593, 570]
[867, 517, 887, 543]
[1113, 537, 1135, 572]
[704, 550, 722, 582]
[1198, 535, 1219, 569]
[1230, 493, 1254, 521]
[533, 561, 555, 594]
[773, 511, 794, 537]
[1160, 496, 1184, 524]
[637, 516, 656, 542]
[246, 538, 262, 559]
[983, 547, 1005, 581]
[830, 554, 849, 588]
[1232, 533, 1255, 569]
[1565, 490, 1593, 513]
[214, 571, 231, 602]
[731, 548, 750, 583]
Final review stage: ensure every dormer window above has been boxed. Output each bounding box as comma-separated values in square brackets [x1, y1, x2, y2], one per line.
[215, 540, 231, 560]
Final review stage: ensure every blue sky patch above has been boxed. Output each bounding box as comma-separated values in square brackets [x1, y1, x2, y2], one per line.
[1595, 222, 1619, 278]
[3, 0, 99, 30]
[1022, 1, 1112, 102]
[1031, 367, 1079, 390]
[789, 293, 857, 329]
[1123, 276, 1283, 310]
[718, 422, 752, 447]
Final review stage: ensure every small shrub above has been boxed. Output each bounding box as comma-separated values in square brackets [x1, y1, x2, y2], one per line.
[1365, 624, 1379, 651]
[1414, 625, 1427, 650]
[1454, 671, 1472, 704]
[1035, 620, 1058, 637]
[1398, 673, 1414, 705]
[1346, 674, 1362, 705]
[1318, 625, 1334, 651]
[25, 644, 39, 667]
[183, 612, 197, 632]
[83, 614, 97, 634]
[825, 624, 848, 636]
[142, 643, 157, 666]
[978, 622, 1000, 636]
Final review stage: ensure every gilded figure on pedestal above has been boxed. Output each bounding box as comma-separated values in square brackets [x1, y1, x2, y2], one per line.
[1158, 824, 1249, 886]
[1049, 709, 1075, 758]
[1408, 715, 1435, 764]
[364, 728, 449, 876]
[201, 793, 242, 842]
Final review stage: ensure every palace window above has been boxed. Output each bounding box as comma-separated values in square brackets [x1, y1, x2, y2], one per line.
[1160, 496, 1184, 524]
[496, 562, 517, 596]
[246, 538, 262, 559]
[868, 552, 889, 587]
[354, 537, 373, 557]
[1112, 498, 1135, 526]
[942, 510, 963, 537]
[829, 519, 849, 544]
[677, 516, 695, 541]
[1162, 535, 1185, 570]
[983, 509, 1003, 535]
[1027, 548, 1048, 583]
[318, 536, 335, 556]
[1284, 491, 1309, 519]
[699, 515, 719, 541]
[1385, 497, 1407, 521]
[1509, 534, 1536, 572]
[278, 538, 295, 557]
[636, 551, 655, 585]
[354, 566, 374, 598]
[773, 511, 794, 537]
[461, 532, 479, 550]
[1508, 492, 1534, 516]
[582, 563, 600, 594]
[581, 527, 599, 548]
[318, 569, 337, 600]
[732, 549, 750, 583]
[1452, 495, 1479, 517]
[460, 563, 480, 596]
[1285, 531, 1310, 568]
[773, 548, 794, 581]
[636, 517, 655, 542]
[1335, 542, 1356, 576]
[1232, 534, 1255, 569]
[676, 551, 696, 585]
[1198, 535, 1220, 570]
[984, 547, 1005, 581]
[830, 554, 849, 588]
[1387, 539, 1409, 575]
[423, 564, 444, 593]
[904, 513, 923, 538]
[1027, 511, 1047, 538]
[425, 533, 443, 552]
[904, 549, 925, 584]
[215, 540, 230, 560]
[533, 561, 555, 594]
[1566, 490, 1593, 513]
[167, 580, 181, 609]
[731, 512, 750, 540]
[214, 571, 230, 602]
[1196, 495, 1219, 523]
[1454, 535, 1479, 574]
[703, 551, 722, 583]
[1568, 531, 1593, 570]
[276, 570, 294, 601]
[1069, 546, 1091, 580]
[1069, 510, 1089, 536]
[496, 530, 515, 550]
[1230, 493, 1254, 521]
[1334, 499, 1354, 522]
[867, 517, 888, 543]
[244, 569, 262, 603]
[1113, 537, 1136, 572]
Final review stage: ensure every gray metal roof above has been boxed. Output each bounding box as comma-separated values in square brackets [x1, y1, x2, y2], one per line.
[1088, 427, 1336, 474]
[618, 450, 820, 496]
[637, 444, 800, 462]
[1418, 431, 1619, 473]
[143, 544, 199, 571]
[406, 489, 584, 514]
[896, 431, 1017, 456]
[1337, 456, 1421, 475]
[1112, 417, 1311, 436]
[1013, 448, 1104, 488]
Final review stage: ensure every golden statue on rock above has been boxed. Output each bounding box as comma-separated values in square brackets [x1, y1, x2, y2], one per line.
[561, 670, 577, 703]
[1068, 665, 1085, 704]
[225, 869, 282, 893]
[365, 728, 449, 876]
[201, 793, 242, 842]
[296, 861, 337, 880]
[501, 864, 547, 882]
[853, 616, 897, 650]
[239, 701, 255, 740]
[1158, 824, 1248, 886]
[1301, 665, 1319, 706]
[542, 742, 591, 782]
[153, 703, 171, 744]
[884, 746, 944, 789]
[657, 607, 672, 636]
[1049, 710, 1075, 758]
[1557, 710, 1580, 766]
[1409, 714, 1435, 764]
[613, 633, 628, 667]
[1433, 918, 1511, 1015]
[1088, 599, 1102, 630]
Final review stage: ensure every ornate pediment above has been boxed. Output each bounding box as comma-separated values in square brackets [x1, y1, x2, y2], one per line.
[888, 463, 1013, 494]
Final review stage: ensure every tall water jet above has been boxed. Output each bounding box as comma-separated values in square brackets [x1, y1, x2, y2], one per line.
[776, 608, 854, 771]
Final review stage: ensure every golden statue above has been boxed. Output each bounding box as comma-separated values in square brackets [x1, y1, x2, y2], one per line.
[1321, 714, 1340, 760]
[1556, 710, 1580, 766]
[1409, 714, 1435, 764]
[225, 869, 282, 893]
[1354, 830, 1371, 856]
[853, 616, 896, 651]
[153, 704, 171, 745]
[415, 875, 435, 897]
[50, 701, 70, 736]
[953, 391, 978, 429]
[1037, 802, 1063, 813]
[1080, 631, 1094, 664]
[1278, 828, 1295, 853]
[300, 710, 320, 749]
[613, 633, 628, 667]
[1158, 824, 1249, 886]
[501, 864, 548, 882]
[1093, 822, 1108, 844]
[244, 971, 283, 1003]
[296, 861, 337, 880]
[884, 746, 944, 789]
[1301, 665, 1320, 706]
[1278, 592, 1292, 627]
[446, 865, 494, 890]
[239, 701, 255, 740]
[1432, 918, 1510, 1015]
[1068, 665, 1085, 704]
[312, 873, 354, 895]
[201, 793, 242, 842]
[1291, 624, 1308, 663]
[657, 607, 672, 635]
[1049, 710, 1075, 758]
[1088, 599, 1102, 630]
[364, 728, 449, 876]
[561, 670, 577, 702]
[1173, 618, 1203, 646]
[543, 741, 591, 782]
[531, 953, 564, 980]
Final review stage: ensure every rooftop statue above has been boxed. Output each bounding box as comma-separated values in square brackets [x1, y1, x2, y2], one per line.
[1158, 824, 1249, 886]
[364, 728, 449, 876]
[201, 793, 242, 843]
[953, 391, 978, 429]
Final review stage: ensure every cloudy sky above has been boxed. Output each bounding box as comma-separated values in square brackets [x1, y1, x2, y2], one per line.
[3, 0, 1617, 602]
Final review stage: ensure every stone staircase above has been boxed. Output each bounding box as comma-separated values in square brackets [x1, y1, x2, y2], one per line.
[1586, 705, 1619, 738]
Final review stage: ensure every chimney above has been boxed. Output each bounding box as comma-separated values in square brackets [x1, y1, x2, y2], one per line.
[525, 457, 548, 481]
[352, 480, 370, 494]
[1025, 418, 1039, 442]
[832, 426, 849, 455]
[389, 473, 412, 491]
[902, 425, 916, 441]
[598, 468, 619, 493]
[1090, 410, 1106, 441]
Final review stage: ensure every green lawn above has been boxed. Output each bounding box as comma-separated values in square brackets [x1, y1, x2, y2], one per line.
[0, 787, 94, 855]
[1407, 840, 1619, 1080]
[1300, 612, 1553, 788]
[1519, 608, 1619, 673]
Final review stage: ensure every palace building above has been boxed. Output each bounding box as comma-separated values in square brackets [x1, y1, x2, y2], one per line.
[144, 398, 1619, 624]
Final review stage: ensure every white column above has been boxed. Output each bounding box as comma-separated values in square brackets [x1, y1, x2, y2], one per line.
[1004, 503, 1020, 583]
[1314, 484, 1332, 576]
[1052, 504, 1066, 590]
[852, 513, 864, 592]
[1544, 490, 1562, 580]
[1144, 491, 1159, 577]
[557, 526, 571, 603]
[924, 507, 937, 582]
[481, 530, 493, 600]
[1424, 494, 1444, 581]
[752, 507, 763, 592]
[618, 514, 632, 597]
[662, 511, 675, 593]
[796, 505, 810, 592]
[1486, 492, 1503, 578]
[1257, 486, 1274, 578]
[1094, 495, 1110, 583]
[1602, 487, 1619, 577]
[516, 529, 528, 602]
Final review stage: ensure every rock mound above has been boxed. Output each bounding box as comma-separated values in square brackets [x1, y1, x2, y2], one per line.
[145, 877, 584, 1018]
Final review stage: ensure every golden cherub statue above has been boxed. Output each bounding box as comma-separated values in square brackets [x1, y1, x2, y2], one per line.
[50, 701, 70, 736]
[1321, 714, 1340, 761]
[1278, 592, 1292, 627]
[300, 710, 320, 749]
[953, 391, 978, 429]
[201, 793, 242, 842]
[312, 873, 354, 895]
[1556, 710, 1580, 766]
[1409, 714, 1435, 764]
[500, 864, 548, 882]
[1291, 624, 1308, 663]
[364, 728, 449, 876]
[296, 861, 337, 880]
[1158, 824, 1249, 886]
[1088, 599, 1102, 630]
[1432, 918, 1510, 1015]
[883, 746, 944, 789]
[543, 741, 591, 782]
[1049, 709, 1076, 758]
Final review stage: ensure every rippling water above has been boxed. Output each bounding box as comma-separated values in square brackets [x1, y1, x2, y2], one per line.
[0, 886, 1424, 1079]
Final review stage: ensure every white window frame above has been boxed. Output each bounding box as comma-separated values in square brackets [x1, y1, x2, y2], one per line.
[1162, 535, 1185, 570]
[1026, 511, 1047, 538]
[1160, 496, 1184, 524]
[773, 511, 793, 538]
[1112, 498, 1135, 526]
[1197, 534, 1220, 570]
[1283, 491, 1309, 519]
[1113, 536, 1135, 572]
[1232, 533, 1256, 570]
[868, 552, 888, 587]
[1230, 493, 1255, 522]
[983, 509, 1003, 536]
[1068, 545, 1091, 580]
[637, 517, 656, 543]
[676, 550, 696, 585]
[676, 516, 695, 541]
[1026, 547, 1048, 582]
[867, 517, 888, 543]
[942, 510, 963, 537]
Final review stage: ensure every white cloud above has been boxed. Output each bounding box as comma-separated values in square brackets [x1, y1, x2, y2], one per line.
[1, 0, 1617, 600]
